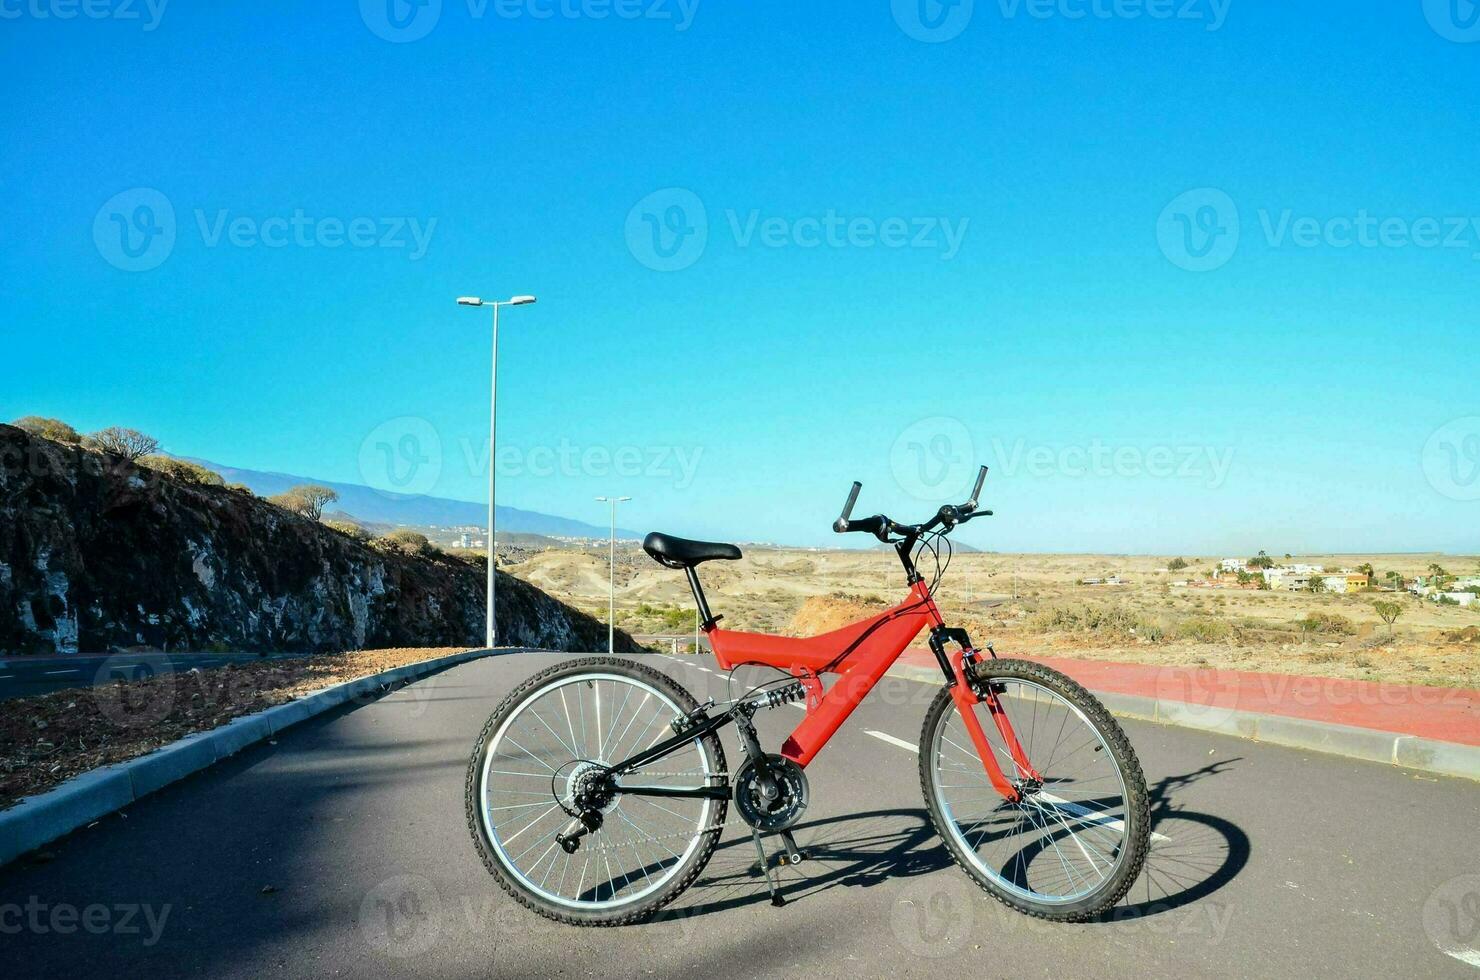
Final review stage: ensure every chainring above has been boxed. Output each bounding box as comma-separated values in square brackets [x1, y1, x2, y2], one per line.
[733, 753, 810, 831]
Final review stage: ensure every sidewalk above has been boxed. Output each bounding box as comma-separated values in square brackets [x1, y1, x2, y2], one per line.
[893, 649, 1480, 778]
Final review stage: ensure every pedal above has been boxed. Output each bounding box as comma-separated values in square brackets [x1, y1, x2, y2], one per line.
[777, 829, 805, 866]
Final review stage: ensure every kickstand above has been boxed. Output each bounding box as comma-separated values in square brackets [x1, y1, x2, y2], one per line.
[750, 827, 787, 907]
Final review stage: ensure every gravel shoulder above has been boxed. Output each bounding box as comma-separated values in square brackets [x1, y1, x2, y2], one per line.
[0, 647, 473, 810]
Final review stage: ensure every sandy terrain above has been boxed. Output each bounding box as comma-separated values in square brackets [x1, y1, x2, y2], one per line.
[505, 545, 1480, 689]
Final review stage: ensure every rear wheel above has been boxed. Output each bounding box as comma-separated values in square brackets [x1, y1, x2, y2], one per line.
[466, 657, 727, 926]
[919, 659, 1149, 921]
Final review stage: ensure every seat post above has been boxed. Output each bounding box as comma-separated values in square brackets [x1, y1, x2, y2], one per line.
[684, 567, 719, 631]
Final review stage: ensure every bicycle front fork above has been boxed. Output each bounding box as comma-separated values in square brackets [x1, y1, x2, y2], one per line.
[930, 626, 1041, 802]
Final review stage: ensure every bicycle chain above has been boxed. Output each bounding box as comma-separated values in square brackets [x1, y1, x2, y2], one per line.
[522, 772, 736, 855]
[572, 819, 744, 854]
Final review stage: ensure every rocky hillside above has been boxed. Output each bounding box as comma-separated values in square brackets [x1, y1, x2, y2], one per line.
[0, 425, 640, 655]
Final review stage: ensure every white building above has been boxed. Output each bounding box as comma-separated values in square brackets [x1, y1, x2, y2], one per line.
[1317, 575, 1350, 594]
[1220, 558, 1247, 573]
[1264, 570, 1306, 590]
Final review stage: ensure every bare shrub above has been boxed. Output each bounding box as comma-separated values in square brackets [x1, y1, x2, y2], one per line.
[85, 426, 160, 461]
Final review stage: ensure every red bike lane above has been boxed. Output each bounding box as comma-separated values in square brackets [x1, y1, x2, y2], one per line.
[898, 649, 1480, 746]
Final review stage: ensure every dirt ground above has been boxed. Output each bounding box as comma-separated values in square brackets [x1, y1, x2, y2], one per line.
[0, 648, 472, 811]
[507, 545, 1480, 690]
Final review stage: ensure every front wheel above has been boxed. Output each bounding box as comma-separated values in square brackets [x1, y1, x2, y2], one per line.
[465, 657, 728, 926]
[919, 658, 1150, 921]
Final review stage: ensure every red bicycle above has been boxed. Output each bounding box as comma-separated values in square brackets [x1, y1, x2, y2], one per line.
[467, 467, 1149, 925]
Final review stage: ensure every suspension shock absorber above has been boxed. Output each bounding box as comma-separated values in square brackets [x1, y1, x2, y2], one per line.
[750, 681, 806, 711]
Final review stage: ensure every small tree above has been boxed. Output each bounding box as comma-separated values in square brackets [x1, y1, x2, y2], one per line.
[268, 484, 339, 521]
[1428, 563, 1449, 590]
[12, 416, 82, 444]
[1373, 600, 1403, 633]
[85, 426, 160, 461]
[1307, 575, 1327, 594]
[1385, 570, 1403, 590]
[1167, 557, 1188, 571]
[1248, 550, 1274, 570]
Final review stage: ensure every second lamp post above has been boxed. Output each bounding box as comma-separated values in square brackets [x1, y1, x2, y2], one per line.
[595, 495, 631, 654]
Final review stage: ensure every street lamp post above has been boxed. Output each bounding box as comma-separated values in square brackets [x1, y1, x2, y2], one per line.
[457, 294, 537, 649]
[594, 495, 631, 654]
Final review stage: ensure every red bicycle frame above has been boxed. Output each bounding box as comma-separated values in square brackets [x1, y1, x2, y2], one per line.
[708, 579, 1039, 801]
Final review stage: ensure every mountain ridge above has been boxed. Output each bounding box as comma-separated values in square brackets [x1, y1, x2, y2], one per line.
[183, 457, 643, 540]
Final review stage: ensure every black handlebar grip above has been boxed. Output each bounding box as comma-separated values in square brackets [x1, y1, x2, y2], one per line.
[964, 465, 988, 512]
[834, 481, 862, 532]
[847, 514, 888, 538]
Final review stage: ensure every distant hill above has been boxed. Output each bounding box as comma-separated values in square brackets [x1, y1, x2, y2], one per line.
[184, 458, 641, 539]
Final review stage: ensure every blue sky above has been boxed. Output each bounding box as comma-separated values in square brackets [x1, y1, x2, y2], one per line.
[3, 0, 1477, 555]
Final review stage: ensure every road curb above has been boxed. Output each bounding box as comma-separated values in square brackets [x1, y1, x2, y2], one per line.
[0, 648, 496, 869]
[887, 662, 1480, 783]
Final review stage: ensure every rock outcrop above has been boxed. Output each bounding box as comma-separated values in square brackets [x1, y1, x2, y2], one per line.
[0, 424, 639, 654]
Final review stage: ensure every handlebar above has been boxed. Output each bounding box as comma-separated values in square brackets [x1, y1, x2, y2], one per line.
[833, 465, 992, 542]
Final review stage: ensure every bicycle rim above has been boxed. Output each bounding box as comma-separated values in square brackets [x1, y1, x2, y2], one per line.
[929, 678, 1133, 906]
[477, 671, 720, 912]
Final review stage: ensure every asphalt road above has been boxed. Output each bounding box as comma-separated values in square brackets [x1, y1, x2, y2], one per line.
[2, 652, 1478, 979]
[0, 653, 305, 702]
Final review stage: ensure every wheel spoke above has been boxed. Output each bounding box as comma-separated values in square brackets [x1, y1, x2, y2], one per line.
[928, 674, 1141, 909]
[477, 668, 719, 914]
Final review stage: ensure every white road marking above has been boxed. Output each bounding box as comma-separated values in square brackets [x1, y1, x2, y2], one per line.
[864, 730, 921, 753]
[44, 669, 80, 676]
[1033, 790, 1170, 843]
[1439, 948, 1480, 970]
[863, 730, 1170, 842]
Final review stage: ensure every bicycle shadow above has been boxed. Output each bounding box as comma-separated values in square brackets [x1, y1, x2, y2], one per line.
[661, 761, 1248, 922]
[1103, 758, 1250, 920]
[669, 807, 948, 917]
